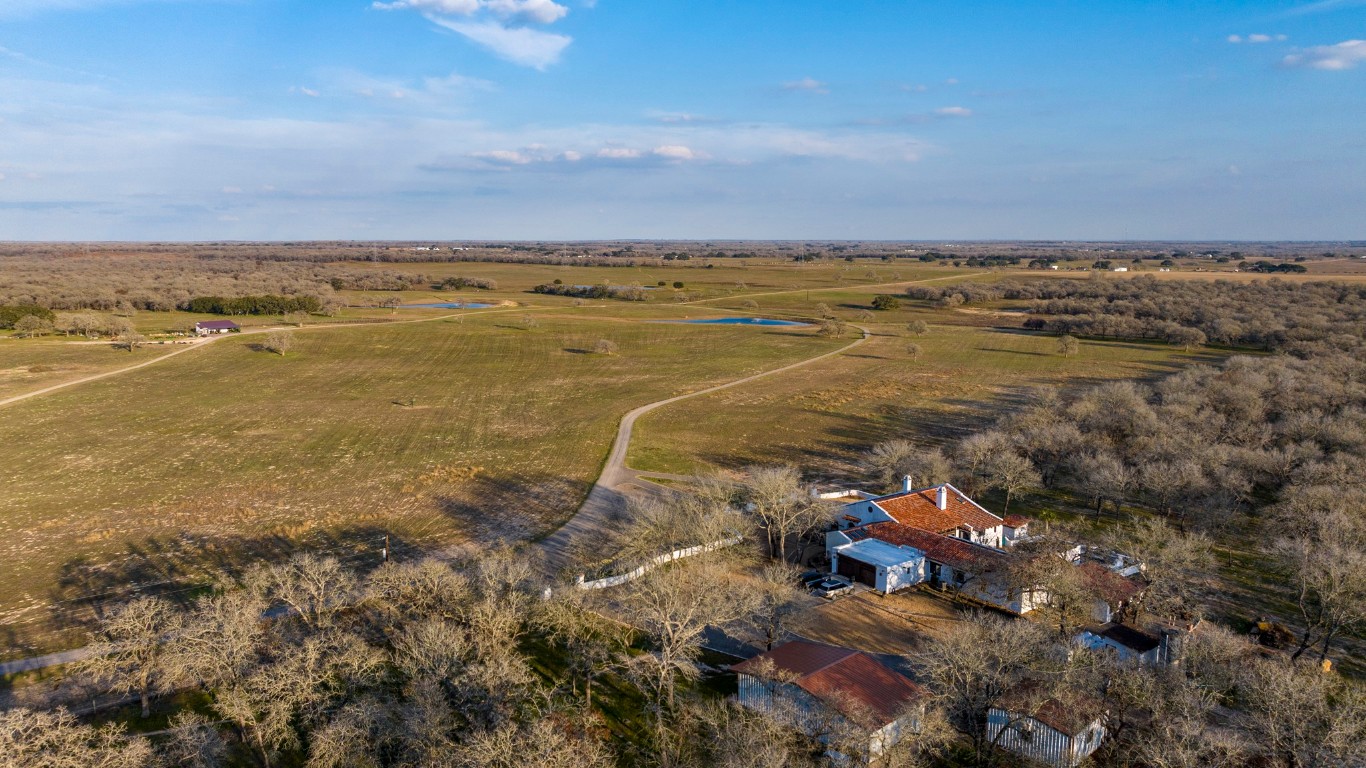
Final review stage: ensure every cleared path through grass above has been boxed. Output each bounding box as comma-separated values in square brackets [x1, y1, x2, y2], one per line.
[536, 325, 869, 574]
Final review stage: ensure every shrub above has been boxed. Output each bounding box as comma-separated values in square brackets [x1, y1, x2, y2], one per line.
[593, 339, 619, 355]
[871, 295, 901, 311]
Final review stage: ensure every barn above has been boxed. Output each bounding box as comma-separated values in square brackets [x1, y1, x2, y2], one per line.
[193, 320, 240, 336]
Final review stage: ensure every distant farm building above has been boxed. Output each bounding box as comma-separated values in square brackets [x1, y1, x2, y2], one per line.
[733, 640, 930, 761]
[194, 320, 240, 336]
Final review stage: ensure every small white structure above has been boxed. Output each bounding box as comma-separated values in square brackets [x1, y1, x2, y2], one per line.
[193, 320, 239, 336]
[1112, 267, 1129, 272]
[733, 640, 930, 762]
[987, 689, 1106, 768]
[1075, 623, 1163, 665]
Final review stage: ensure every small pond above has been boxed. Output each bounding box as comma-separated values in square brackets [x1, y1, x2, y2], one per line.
[400, 302, 496, 309]
[659, 317, 810, 327]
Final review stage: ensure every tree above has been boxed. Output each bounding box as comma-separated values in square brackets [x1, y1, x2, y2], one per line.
[865, 440, 950, 493]
[245, 554, 359, 630]
[954, 430, 1011, 497]
[1272, 489, 1366, 663]
[76, 596, 184, 718]
[913, 613, 1052, 763]
[161, 711, 228, 768]
[1057, 334, 1080, 356]
[748, 561, 807, 651]
[13, 314, 53, 338]
[1236, 657, 1366, 768]
[906, 342, 922, 361]
[871, 294, 901, 310]
[620, 559, 758, 762]
[814, 302, 833, 319]
[816, 318, 846, 337]
[984, 450, 1040, 515]
[673, 281, 684, 289]
[454, 717, 615, 768]
[592, 339, 618, 355]
[906, 320, 929, 336]
[262, 330, 293, 356]
[742, 465, 832, 563]
[1107, 517, 1214, 623]
[0, 708, 155, 767]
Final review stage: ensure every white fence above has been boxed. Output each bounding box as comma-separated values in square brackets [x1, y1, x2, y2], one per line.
[576, 536, 744, 590]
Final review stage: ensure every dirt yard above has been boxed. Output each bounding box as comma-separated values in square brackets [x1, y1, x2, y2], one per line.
[788, 587, 976, 655]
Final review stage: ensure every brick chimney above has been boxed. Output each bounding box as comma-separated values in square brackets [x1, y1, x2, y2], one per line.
[936, 485, 948, 510]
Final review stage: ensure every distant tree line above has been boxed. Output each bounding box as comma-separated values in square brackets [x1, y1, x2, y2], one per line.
[906, 276, 1366, 353]
[185, 295, 323, 316]
[531, 283, 649, 301]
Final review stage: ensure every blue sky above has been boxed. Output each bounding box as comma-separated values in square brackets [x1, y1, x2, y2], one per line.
[0, 0, 1363, 240]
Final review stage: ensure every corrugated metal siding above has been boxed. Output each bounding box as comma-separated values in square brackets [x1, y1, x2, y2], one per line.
[986, 709, 1076, 768]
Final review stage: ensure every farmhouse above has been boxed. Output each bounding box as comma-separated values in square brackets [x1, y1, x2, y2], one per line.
[733, 640, 931, 761]
[986, 687, 1106, 768]
[824, 481, 1044, 612]
[193, 319, 239, 336]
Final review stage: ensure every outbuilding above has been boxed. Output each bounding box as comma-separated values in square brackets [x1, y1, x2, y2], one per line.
[193, 320, 240, 336]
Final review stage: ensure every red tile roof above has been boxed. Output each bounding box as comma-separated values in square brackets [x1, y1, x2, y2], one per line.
[873, 483, 1002, 535]
[1079, 562, 1145, 606]
[1002, 514, 1030, 528]
[731, 640, 928, 727]
[861, 523, 1009, 573]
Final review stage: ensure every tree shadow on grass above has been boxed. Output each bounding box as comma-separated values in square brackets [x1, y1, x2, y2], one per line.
[38, 524, 420, 655]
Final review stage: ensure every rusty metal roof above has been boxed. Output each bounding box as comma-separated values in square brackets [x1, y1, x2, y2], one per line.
[732, 640, 928, 727]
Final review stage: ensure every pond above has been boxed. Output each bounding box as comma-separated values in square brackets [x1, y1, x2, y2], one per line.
[659, 317, 810, 327]
[400, 302, 496, 309]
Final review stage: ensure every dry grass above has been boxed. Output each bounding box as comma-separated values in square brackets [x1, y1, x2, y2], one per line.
[0, 312, 842, 654]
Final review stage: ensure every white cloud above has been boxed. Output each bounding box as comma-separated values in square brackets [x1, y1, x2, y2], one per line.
[427, 16, 571, 68]
[596, 147, 642, 159]
[376, 0, 572, 68]
[483, 0, 566, 24]
[290, 86, 320, 97]
[945, 77, 959, 85]
[1282, 39, 1366, 70]
[471, 149, 533, 164]
[935, 106, 972, 117]
[1228, 33, 1287, 44]
[901, 83, 928, 93]
[652, 145, 704, 161]
[782, 77, 829, 94]
[1281, 0, 1366, 17]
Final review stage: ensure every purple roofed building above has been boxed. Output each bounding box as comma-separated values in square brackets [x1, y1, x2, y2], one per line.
[193, 320, 240, 336]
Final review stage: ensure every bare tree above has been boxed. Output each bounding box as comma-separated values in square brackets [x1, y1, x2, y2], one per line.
[907, 319, 929, 336]
[742, 465, 832, 563]
[162, 711, 228, 768]
[1272, 489, 1366, 663]
[261, 330, 294, 356]
[913, 613, 1052, 763]
[748, 561, 807, 651]
[1236, 657, 1366, 768]
[0, 707, 155, 768]
[246, 554, 359, 630]
[984, 450, 1040, 515]
[76, 596, 184, 718]
[905, 342, 922, 360]
[865, 440, 950, 493]
[1057, 334, 1080, 356]
[1106, 518, 1213, 623]
[593, 338, 619, 355]
[453, 717, 614, 768]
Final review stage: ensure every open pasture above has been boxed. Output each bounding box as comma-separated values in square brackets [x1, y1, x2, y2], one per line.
[0, 311, 842, 653]
[630, 321, 1221, 478]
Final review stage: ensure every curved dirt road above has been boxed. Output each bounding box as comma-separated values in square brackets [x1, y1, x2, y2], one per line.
[536, 325, 870, 573]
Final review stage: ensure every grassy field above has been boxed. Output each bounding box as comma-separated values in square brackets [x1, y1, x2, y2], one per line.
[0, 309, 843, 654]
[629, 322, 1219, 478]
[2, 258, 1353, 660]
[0, 340, 180, 401]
